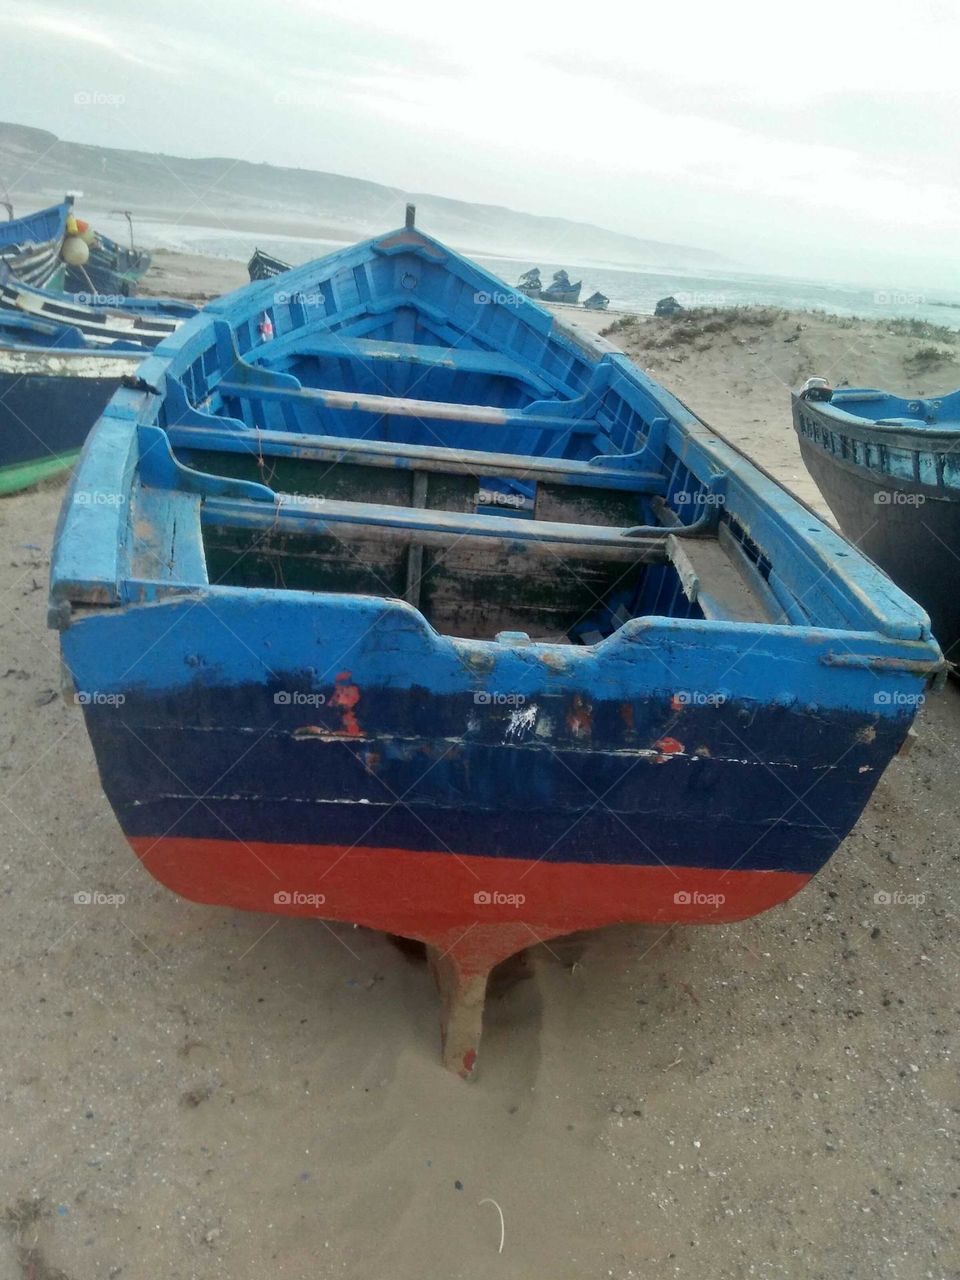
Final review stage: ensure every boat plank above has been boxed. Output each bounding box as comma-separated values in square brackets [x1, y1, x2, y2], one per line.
[200, 493, 670, 562]
[216, 379, 599, 433]
[166, 422, 666, 492]
[668, 532, 773, 624]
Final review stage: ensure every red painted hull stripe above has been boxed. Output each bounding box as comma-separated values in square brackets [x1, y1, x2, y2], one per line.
[128, 836, 811, 948]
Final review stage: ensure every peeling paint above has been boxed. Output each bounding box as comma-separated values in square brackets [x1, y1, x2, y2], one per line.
[330, 670, 362, 737]
[654, 736, 685, 764]
[505, 704, 538, 740]
[567, 694, 592, 739]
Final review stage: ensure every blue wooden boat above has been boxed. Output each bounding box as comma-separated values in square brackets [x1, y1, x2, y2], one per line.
[583, 291, 609, 311]
[65, 227, 152, 298]
[0, 312, 151, 494]
[0, 199, 69, 290]
[793, 380, 960, 664]
[49, 210, 943, 1075]
[0, 268, 196, 347]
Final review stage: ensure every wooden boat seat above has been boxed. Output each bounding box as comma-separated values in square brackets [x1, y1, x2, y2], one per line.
[167, 420, 667, 494]
[216, 378, 602, 435]
[201, 492, 671, 562]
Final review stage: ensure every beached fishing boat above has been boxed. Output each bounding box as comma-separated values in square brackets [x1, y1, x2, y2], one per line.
[793, 379, 960, 663]
[541, 269, 582, 304]
[50, 211, 943, 1076]
[0, 312, 146, 494]
[248, 248, 291, 281]
[0, 270, 196, 347]
[0, 199, 69, 290]
[583, 291, 609, 312]
[517, 267, 542, 298]
[65, 228, 152, 298]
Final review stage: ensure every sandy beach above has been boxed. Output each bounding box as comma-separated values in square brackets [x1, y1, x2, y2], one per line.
[1, 251, 957, 1280]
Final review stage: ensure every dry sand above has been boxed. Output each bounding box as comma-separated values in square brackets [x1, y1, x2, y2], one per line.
[0, 255, 958, 1280]
[139, 249, 247, 305]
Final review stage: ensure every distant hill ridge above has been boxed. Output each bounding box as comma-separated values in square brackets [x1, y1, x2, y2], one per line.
[0, 120, 725, 269]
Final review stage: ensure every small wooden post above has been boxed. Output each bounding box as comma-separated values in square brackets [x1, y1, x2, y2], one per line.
[405, 203, 416, 229]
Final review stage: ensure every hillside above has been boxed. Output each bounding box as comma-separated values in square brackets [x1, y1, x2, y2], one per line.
[0, 121, 726, 270]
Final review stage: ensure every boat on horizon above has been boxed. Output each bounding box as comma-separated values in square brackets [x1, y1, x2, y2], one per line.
[49, 210, 943, 1076]
[516, 266, 542, 297]
[793, 378, 960, 664]
[248, 247, 292, 281]
[541, 268, 581, 304]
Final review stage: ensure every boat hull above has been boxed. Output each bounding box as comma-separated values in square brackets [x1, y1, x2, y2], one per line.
[0, 349, 139, 494]
[794, 402, 960, 663]
[542, 288, 581, 304]
[63, 592, 914, 937]
[49, 225, 944, 1073]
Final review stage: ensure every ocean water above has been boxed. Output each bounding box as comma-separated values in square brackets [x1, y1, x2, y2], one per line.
[116, 214, 960, 329]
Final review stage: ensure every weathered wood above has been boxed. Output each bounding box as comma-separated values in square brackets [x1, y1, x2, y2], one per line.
[216, 378, 597, 434]
[534, 480, 643, 528]
[667, 531, 773, 624]
[201, 493, 670, 563]
[169, 421, 667, 492]
[404, 472, 428, 607]
[427, 946, 489, 1079]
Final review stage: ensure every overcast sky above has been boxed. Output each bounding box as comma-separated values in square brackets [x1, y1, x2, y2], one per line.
[1, 0, 958, 288]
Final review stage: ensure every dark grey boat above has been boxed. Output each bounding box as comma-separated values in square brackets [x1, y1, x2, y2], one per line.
[792, 379, 960, 663]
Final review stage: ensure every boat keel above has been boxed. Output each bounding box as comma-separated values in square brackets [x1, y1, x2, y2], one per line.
[428, 947, 489, 1079]
[426, 923, 540, 1079]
